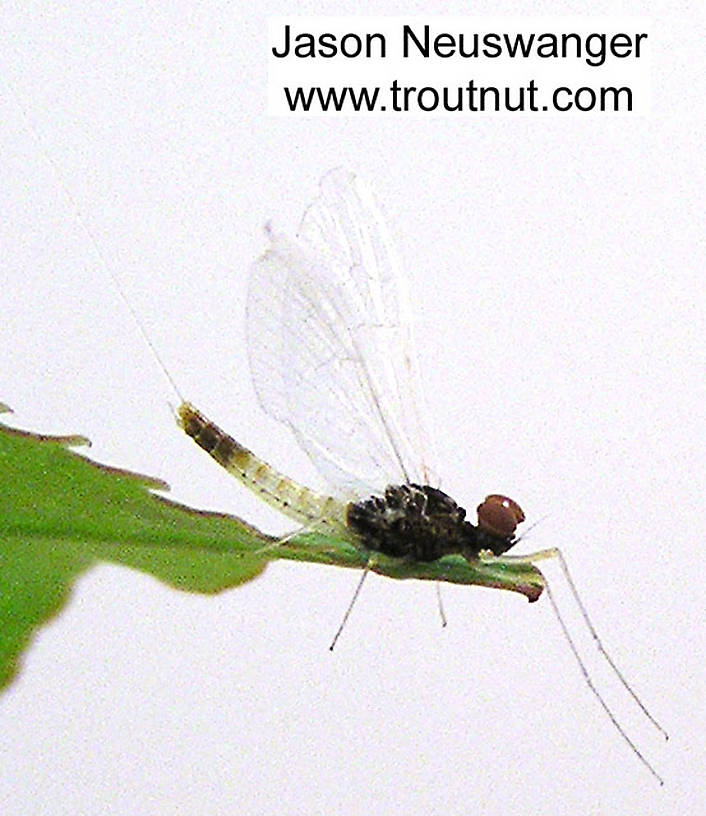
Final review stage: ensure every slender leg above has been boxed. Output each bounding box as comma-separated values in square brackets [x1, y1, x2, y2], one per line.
[247, 523, 336, 558]
[479, 547, 667, 784]
[329, 556, 375, 651]
[435, 581, 448, 628]
[480, 548, 668, 736]
[246, 534, 299, 559]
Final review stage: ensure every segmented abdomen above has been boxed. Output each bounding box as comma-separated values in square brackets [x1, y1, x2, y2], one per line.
[177, 402, 348, 532]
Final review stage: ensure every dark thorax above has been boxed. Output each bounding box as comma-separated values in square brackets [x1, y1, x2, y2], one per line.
[346, 484, 518, 562]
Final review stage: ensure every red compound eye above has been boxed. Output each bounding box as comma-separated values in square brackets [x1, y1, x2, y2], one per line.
[476, 494, 525, 538]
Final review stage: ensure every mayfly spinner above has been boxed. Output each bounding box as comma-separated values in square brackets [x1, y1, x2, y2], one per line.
[17, 120, 666, 783]
[174, 170, 667, 783]
[169, 171, 667, 784]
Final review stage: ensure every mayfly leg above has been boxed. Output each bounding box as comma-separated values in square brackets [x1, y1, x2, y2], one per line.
[501, 547, 668, 738]
[242, 527, 306, 560]
[480, 547, 667, 784]
[331, 566, 448, 651]
[435, 582, 448, 628]
[248, 523, 346, 560]
[329, 556, 377, 652]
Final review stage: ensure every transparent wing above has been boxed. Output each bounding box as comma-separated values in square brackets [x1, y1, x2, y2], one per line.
[246, 169, 433, 498]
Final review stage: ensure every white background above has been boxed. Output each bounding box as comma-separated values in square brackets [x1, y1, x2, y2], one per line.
[0, 2, 703, 815]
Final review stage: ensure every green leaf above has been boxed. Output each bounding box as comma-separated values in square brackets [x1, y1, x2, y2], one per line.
[0, 403, 545, 691]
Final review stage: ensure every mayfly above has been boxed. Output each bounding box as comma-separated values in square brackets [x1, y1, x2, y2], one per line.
[13, 110, 666, 782]
[171, 170, 668, 782]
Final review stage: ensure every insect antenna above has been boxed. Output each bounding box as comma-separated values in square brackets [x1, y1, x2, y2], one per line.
[329, 557, 374, 651]
[514, 513, 551, 541]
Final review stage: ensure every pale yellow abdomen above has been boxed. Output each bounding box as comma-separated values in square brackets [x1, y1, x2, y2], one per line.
[177, 402, 348, 533]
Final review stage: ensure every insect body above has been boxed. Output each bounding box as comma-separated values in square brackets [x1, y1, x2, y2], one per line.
[12, 73, 667, 786]
[348, 486, 525, 560]
[178, 401, 347, 534]
[175, 170, 667, 784]
[179, 401, 523, 563]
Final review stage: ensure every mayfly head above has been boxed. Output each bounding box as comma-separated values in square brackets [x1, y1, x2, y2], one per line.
[476, 494, 525, 554]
